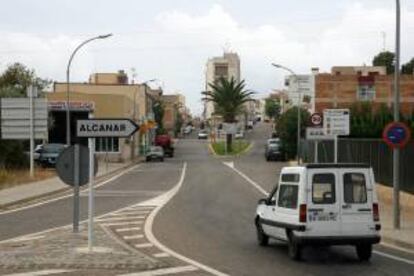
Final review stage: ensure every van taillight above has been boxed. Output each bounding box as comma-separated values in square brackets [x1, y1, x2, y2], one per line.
[373, 203, 380, 221]
[299, 204, 307, 223]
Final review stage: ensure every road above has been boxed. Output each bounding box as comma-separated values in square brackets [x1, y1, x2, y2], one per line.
[1, 123, 413, 275]
[154, 123, 414, 276]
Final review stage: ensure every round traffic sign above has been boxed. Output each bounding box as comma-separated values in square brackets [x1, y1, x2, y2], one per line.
[382, 122, 411, 149]
[56, 145, 98, 186]
[310, 113, 323, 126]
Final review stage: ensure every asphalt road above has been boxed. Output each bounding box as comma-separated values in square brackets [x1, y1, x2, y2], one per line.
[154, 123, 414, 276]
[0, 155, 184, 241]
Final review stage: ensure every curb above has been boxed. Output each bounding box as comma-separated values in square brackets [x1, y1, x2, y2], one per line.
[208, 141, 253, 158]
[381, 237, 414, 253]
[0, 160, 140, 211]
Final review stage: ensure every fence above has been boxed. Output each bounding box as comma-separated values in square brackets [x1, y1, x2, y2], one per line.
[301, 138, 414, 194]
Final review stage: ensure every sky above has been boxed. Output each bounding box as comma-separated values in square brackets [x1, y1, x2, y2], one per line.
[1, 0, 414, 116]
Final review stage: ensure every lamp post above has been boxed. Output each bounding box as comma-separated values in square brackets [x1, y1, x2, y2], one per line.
[272, 63, 301, 164]
[66, 33, 112, 146]
[393, 0, 401, 229]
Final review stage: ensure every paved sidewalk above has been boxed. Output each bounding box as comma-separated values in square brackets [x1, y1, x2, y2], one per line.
[0, 161, 134, 208]
[376, 184, 414, 251]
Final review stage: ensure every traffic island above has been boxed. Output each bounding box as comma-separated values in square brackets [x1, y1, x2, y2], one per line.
[0, 223, 164, 274]
[210, 140, 252, 156]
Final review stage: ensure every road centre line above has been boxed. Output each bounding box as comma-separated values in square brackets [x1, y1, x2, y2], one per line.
[117, 265, 198, 276]
[2, 269, 74, 276]
[100, 221, 143, 227]
[152, 252, 170, 258]
[141, 162, 229, 276]
[223, 161, 414, 266]
[0, 163, 142, 215]
[135, 243, 153, 248]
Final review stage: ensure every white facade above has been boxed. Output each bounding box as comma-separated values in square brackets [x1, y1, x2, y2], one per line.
[204, 52, 241, 120]
[285, 74, 315, 113]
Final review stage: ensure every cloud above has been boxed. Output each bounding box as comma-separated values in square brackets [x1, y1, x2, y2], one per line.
[1, 2, 414, 115]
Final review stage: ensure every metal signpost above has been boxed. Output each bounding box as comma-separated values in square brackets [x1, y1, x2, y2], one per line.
[0, 88, 48, 177]
[56, 144, 96, 233]
[306, 127, 334, 163]
[323, 109, 350, 163]
[75, 118, 139, 251]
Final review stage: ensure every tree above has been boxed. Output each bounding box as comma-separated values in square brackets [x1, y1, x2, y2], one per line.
[0, 63, 50, 169]
[153, 100, 166, 135]
[202, 77, 254, 151]
[372, 51, 395, 74]
[275, 107, 310, 159]
[401, 58, 414, 75]
[264, 98, 281, 121]
[0, 63, 51, 98]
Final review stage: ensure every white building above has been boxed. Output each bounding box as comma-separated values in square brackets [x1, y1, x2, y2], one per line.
[204, 52, 241, 120]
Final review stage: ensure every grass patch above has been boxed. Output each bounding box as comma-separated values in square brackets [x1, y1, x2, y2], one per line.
[0, 168, 56, 190]
[211, 140, 250, 156]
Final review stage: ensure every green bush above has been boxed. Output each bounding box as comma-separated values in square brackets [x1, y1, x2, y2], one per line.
[0, 140, 29, 169]
[275, 107, 310, 159]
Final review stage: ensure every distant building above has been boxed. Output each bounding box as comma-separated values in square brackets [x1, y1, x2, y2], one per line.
[204, 52, 241, 120]
[160, 94, 187, 136]
[49, 71, 160, 161]
[314, 66, 414, 115]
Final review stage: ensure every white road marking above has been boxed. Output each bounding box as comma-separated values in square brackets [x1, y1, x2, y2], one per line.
[2, 269, 73, 276]
[222, 161, 268, 196]
[373, 250, 414, 265]
[100, 221, 143, 227]
[117, 265, 198, 276]
[123, 234, 144, 240]
[224, 161, 414, 266]
[8, 235, 45, 242]
[0, 164, 141, 215]
[116, 227, 142, 232]
[152, 252, 170, 258]
[142, 162, 229, 276]
[96, 216, 145, 222]
[113, 210, 151, 215]
[135, 243, 153, 248]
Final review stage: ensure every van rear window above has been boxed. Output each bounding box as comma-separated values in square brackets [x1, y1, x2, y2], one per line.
[277, 185, 298, 209]
[312, 174, 336, 204]
[344, 173, 367, 204]
[281, 174, 300, 182]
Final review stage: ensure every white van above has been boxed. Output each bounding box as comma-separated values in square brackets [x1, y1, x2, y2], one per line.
[255, 164, 381, 261]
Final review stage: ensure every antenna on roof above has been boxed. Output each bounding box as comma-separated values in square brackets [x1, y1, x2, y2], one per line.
[381, 31, 386, 52]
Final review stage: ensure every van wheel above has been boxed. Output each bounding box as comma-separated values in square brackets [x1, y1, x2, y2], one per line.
[356, 244, 372, 261]
[288, 232, 302, 261]
[255, 219, 269, 246]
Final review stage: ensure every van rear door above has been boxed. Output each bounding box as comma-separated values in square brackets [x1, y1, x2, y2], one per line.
[340, 169, 375, 236]
[306, 170, 341, 236]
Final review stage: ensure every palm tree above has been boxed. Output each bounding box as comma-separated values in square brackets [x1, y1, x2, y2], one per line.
[202, 77, 254, 152]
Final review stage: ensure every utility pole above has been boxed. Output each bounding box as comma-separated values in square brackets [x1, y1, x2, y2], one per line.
[393, 0, 401, 229]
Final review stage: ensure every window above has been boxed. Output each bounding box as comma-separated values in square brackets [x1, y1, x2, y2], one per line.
[96, 137, 119, 152]
[344, 173, 367, 204]
[281, 174, 300, 183]
[277, 185, 298, 209]
[357, 85, 376, 101]
[312, 173, 336, 204]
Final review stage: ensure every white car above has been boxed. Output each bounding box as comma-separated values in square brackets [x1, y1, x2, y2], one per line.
[198, 130, 208, 139]
[235, 131, 244, 139]
[255, 164, 381, 261]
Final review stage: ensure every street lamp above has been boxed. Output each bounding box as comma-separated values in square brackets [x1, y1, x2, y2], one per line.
[66, 33, 113, 146]
[272, 63, 302, 164]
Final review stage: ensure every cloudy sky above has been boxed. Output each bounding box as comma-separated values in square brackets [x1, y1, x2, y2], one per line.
[1, 0, 414, 115]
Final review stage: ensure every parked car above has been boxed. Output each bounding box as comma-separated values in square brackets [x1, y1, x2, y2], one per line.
[184, 125, 192, 135]
[265, 138, 283, 161]
[146, 146, 164, 162]
[37, 143, 66, 167]
[255, 164, 381, 261]
[155, 135, 174, 157]
[235, 130, 244, 139]
[198, 130, 208, 139]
